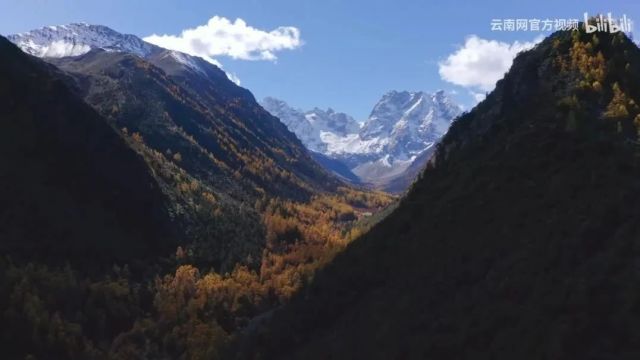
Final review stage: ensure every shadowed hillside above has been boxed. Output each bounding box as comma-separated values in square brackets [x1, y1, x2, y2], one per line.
[0, 37, 177, 267]
[243, 27, 640, 359]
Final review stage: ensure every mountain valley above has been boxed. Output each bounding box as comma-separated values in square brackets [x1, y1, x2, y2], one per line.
[2, 11, 640, 360]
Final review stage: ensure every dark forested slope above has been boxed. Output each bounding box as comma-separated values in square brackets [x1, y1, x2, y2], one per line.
[248, 27, 640, 360]
[0, 37, 177, 266]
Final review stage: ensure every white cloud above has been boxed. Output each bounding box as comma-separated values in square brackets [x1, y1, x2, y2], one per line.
[144, 16, 302, 64]
[438, 35, 543, 92]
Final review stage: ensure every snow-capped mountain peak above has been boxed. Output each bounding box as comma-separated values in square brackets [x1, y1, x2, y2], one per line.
[8, 23, 155, 58]
[362, 90, 459, 142]
[6, 23, 250, 84]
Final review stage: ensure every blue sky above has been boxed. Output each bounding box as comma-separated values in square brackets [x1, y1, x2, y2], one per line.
[1, 0, 638, 119]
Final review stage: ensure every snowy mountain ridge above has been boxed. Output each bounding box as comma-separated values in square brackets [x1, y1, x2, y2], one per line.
[8, 23, 154, 58]
[261, 91, 462, 192]
[7, 23, 220, 79]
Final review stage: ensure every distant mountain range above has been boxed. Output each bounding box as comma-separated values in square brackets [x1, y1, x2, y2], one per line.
[8, 23, 461, 192]
[261, 90, 462, 192]
[9, 23, 462, 195]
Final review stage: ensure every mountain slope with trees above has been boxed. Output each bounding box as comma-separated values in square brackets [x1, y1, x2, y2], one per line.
[245, 26, 640, 360]
[0, 30, 393, 359]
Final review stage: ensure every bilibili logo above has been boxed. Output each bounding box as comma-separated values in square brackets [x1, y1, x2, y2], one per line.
[584, 12, 633, 33]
